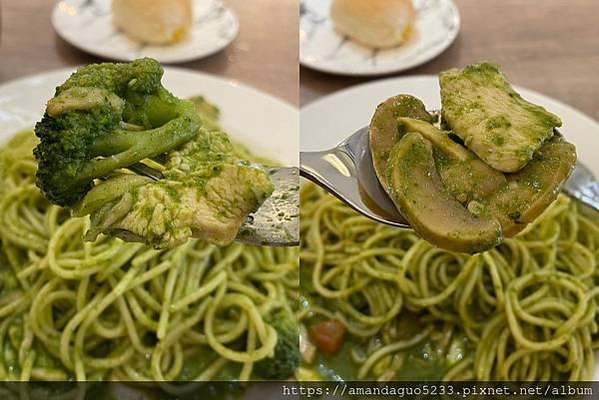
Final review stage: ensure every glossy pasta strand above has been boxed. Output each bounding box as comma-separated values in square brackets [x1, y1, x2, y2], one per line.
[0, 131, 299, 381]
[300, 182, 599, 381]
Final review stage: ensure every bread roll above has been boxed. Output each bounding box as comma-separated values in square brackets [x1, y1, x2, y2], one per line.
[112, 0, 192, 45]
[330, 0, 415, 48]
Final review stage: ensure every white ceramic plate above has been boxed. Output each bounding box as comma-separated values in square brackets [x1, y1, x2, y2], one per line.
[301, 76, 599, 379]
[0, 68, 298, 166]
[300, 0, 460, 76]
[52, 0, 239, 64]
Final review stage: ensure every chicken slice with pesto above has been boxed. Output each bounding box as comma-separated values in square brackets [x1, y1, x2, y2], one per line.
[74, 130, 274, 249]
[440, 62, 562, 173]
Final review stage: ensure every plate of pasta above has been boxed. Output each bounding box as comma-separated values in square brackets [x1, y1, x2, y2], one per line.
[0, 64, 299, 386]
[299, 73, 599, 381]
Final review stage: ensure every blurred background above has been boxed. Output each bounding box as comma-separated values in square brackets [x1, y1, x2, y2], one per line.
[1, 1, 597, 117]
[300, 0, 599, 121]
[0, 0, 299, 106]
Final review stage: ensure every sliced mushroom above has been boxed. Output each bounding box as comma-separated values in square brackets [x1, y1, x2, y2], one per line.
[386, 132, 503, 253]
[398, 117, 506, 204]
[471, 135, 576, 237]
[370, 95, 432, 190]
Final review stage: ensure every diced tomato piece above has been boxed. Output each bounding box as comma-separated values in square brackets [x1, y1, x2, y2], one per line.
[308, 320, 346, 355]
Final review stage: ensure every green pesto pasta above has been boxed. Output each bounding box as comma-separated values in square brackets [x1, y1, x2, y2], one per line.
[0, 131, 298, 382]
[299, 183, 599, 381]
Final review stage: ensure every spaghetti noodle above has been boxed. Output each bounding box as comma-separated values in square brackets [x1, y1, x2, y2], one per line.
[0, 131, 298, 382]
[300, 183, 599, 380]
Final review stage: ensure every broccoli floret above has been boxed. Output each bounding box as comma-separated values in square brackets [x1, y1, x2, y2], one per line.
[254, 307, 300, 380]
[34, 58, 202, 206]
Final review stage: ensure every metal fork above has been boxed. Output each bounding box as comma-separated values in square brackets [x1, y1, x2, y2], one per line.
[300, 126, 599, 228]
[128, 163, 299, 247]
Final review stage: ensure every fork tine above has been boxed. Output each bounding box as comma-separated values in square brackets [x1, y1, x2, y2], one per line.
[565, 163, 599, 212]
[127, 162, 164, 181]
[236, 166, 300, 246]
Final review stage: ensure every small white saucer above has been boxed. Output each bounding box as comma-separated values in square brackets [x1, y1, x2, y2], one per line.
[52, 0, 239, 64]
[300, 0, 461, 76]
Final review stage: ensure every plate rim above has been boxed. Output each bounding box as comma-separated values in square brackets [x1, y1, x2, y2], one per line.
[299, 0, 461, 76]
[51, 0, 239, 64]
[0, 65, 298, 112]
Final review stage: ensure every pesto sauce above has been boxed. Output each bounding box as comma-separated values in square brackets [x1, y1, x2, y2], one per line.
[309, 333, 454, 382]
[177, 346, 241, 381]
[486, 115, 511, 130]
[300, 280, 468, 381]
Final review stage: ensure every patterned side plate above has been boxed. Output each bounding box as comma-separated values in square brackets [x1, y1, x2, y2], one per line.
[300, 0, 460, 76]
[52, 0, 239, 64]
